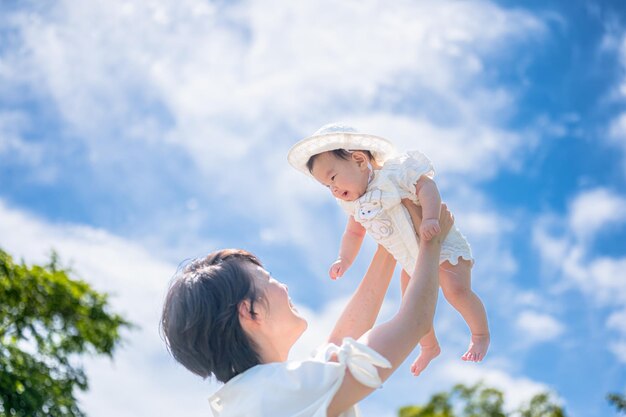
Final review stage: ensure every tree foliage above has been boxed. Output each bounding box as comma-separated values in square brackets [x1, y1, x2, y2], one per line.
[0, 249, 133, 417]
[399, 382, 566, 417]
[608, 392, 626, 414]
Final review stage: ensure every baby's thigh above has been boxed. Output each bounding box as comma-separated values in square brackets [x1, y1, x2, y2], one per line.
[400, 269, 411, 296]
[439, 259, 473, 296]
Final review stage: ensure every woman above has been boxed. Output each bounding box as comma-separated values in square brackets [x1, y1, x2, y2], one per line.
[160, 202, 453, 417]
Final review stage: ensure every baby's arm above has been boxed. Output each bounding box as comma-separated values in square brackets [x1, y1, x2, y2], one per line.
[329, 216, 366, 279]
[414, 176, 442, 241]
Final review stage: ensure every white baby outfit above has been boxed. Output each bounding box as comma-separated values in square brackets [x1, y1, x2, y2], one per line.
[337, 151, 473, 275]
[208, 338, 391, 417]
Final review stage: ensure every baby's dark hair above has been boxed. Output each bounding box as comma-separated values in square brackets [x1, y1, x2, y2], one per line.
[306, 149, 374, 173]
[160, 249, 265, 383]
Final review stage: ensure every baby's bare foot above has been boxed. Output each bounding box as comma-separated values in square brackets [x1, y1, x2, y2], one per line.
[461, 333, 490, 362]
[410, 344, 441, 376]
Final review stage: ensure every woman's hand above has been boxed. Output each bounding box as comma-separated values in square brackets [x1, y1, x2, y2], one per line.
[401, 199, 454, 241]
[438, 203, 454, 239]
[401, 199, 422, 236]
[419, 218, 440, 241]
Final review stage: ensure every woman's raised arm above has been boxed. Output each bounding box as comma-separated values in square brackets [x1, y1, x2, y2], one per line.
[327, 244, 396, 346]
[328, 199, 423, 345]
[326, 203, 453, 417]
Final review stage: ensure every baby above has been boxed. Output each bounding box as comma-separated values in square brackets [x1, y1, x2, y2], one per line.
[288, 123, 490, 376]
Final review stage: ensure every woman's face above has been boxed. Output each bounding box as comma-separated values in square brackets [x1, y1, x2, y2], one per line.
[247, 263, 308, 348]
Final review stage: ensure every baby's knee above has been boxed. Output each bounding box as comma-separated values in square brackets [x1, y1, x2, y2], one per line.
[441, 274, 470, 300]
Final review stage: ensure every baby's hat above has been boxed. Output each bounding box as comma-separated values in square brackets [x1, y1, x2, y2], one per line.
[287, 123, 397, 177]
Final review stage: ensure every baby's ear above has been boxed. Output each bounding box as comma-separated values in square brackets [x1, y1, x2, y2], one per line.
[351, 151, 369, 169]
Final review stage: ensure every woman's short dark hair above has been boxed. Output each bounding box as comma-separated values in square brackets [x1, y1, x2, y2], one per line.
[160, 249, 264, 383]
[306, 149, 374, 173]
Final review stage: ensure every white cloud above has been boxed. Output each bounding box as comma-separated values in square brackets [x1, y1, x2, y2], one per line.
[609, 340, 626, 364]
[532, 221, 569, 267]
[0, 200, 221, 417]
[606, 32, 626, 174]
[568, 188, 626, 240]
[364, 341, 560, 416]
[0, 111, 56, 183]
[1, 0, 549, 264]
[533, 189, 626, 306]
[348, 113, 531, 179]
[0, 0, 564, 413]
[0, 197, 558, 416]
[514, 291, 545, 309]
[546, 238, 626, 306]
[0, 111, 28, 154]
[532, 188, 626, 363]
[290, 272, 558, 416]
[516, 310, 565, 345]
[609, 112, 626, 145]
[607, 309, 626, 363]
[607, 309, 626, 334]
[437, 361, 560, 412]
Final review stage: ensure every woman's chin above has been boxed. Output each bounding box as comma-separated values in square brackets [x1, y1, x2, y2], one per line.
[298, 318, 308, 334]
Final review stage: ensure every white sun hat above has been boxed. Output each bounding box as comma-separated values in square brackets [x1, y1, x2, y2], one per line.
[287, 123, 397, 177]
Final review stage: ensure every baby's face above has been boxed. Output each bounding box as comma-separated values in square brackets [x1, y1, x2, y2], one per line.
[310, 151, 370, 201]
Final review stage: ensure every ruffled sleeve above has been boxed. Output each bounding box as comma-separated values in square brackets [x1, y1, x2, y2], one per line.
[208, 338, 391, 417]
[387, 151, 435, 196]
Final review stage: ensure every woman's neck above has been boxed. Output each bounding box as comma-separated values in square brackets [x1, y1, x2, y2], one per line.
[254, 333, 291, 364]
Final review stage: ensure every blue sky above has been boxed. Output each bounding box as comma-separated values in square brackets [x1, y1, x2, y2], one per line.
[1, 1, 625, 416]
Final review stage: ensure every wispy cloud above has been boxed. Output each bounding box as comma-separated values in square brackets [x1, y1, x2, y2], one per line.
[0, 196, 557, 415]
[0, 0, 550, 262]
[533, 187, 626, 362]
[0, 0, 576, 414]
[437, 361, 560, 411]
[0, 199, 222, 416]
[569, 187, 626, 241]
[516, 310, 565, 345]
[607, 308, 626, 363]
[605, 28, 626, 176]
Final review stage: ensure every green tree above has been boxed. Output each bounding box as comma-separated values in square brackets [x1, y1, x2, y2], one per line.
[608, 392, 626, 414]
[0, 248, 133, 417]
[516, 392, 565, 417]
[399, 383, 566, 417]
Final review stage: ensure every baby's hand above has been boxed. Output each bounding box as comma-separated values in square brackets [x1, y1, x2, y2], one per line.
[329, 258, 351, 280]
[419, 218, 441, 241]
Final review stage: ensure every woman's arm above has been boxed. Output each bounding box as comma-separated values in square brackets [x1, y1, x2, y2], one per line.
[327, 244, 396, 345]
[327, 203, 453, 417]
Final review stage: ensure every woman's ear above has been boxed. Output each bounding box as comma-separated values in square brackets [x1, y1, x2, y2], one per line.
[238, 299, 264, 341]
[238, 300, 259, 325]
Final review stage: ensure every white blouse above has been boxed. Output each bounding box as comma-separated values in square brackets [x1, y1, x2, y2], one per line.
[208, 338, 391, 417]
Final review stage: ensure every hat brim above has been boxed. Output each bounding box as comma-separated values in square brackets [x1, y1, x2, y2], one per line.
[287, 132, 396, 177]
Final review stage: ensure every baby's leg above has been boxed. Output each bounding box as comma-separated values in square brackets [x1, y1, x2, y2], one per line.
[439, 259, 490, 362]
[401, 270, 441, 376]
